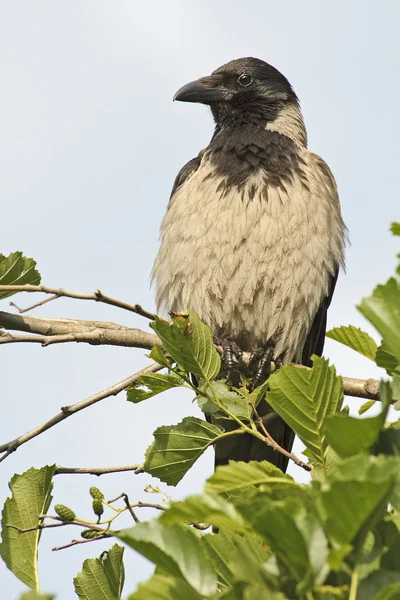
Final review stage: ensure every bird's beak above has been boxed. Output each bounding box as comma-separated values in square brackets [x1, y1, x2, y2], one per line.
[173, 75, 229, 104]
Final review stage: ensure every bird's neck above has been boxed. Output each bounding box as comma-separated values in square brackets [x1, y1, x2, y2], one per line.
[265, 102, 307, 148]
[212, 100, 307, 148]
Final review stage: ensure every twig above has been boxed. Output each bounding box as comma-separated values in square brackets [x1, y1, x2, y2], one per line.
[52, 535, 109, 552]
[0, 363, 163, 462]
[0, 284, 157, 320]
[10, 294, 59, 314]
[55, 464, 144, 476]
[122, 493, 140, 523]
[7, 522, 66, 534]
[249, 400, 311, 472]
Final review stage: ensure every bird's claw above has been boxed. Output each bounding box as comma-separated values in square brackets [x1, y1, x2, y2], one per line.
[251, 343, 275, 388]
[217, 338, 244, 382]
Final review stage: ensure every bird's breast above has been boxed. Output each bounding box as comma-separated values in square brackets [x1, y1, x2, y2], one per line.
[152, 152, 343, 360]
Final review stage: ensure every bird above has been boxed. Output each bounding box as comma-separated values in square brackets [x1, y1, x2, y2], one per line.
[152, 57, 347, 472]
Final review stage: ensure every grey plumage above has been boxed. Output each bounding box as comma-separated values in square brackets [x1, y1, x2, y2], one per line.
[152, 57, 347, 471]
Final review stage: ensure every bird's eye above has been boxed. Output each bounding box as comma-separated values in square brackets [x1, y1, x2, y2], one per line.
[237, 74, 253, 87]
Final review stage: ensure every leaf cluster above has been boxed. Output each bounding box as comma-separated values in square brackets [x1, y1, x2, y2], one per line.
[0, 224, 400, 599]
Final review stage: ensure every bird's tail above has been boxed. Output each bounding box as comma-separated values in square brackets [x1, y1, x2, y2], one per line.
[210, 400, 295, 472]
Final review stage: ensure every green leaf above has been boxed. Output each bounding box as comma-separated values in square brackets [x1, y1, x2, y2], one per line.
[128, 573, 202, 600]
[376, 341, 399, 374]
[203, 530, 275, 590]
[150, 312, 221, 380]
[118, 520, 217, 597]
[0, 252, 41, 299]
[358, 278, 400, 366]
[159, 493, 248, 534]
[317, 455, 399, 547]
[239, 499, 329, 588]
[374, 418, 400, 456]
[392, 374, 400, 407]
[310, 447, 341, 483]
[18, 593, 55, 600]
[197, 381, 252, 420]
[390, 222, 400, 236]
[205, 460, 294, 495]
[359, 400, 377, 415]
[144, 417, 224, 485]
[148, 345, 173, 369]
[126, 372, 184, 404]
[0, 465, 55, 591]
[326, 325, 377, 360]
[266, 356, 343, 467]
[221, 583, 287, 600]
[357, 570, 400, 600]
[324, 382, 390, 458]
[74, 544, 125, 600]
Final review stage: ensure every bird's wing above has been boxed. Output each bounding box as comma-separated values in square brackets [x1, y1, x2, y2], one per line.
[169, 153, 203, 199]
[301, 152, 344, 367]
[301, 268, 339, 366]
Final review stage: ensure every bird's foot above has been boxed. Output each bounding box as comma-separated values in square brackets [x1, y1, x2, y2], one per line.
[217, 338, 244, 383]
[250, 343, 276, 388]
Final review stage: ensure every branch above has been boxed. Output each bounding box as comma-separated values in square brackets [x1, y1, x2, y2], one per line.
[0, 362, 163, 462]
[52, 535, 109, 552]
[0, 284, 157, 319]
[251, 401, 311, 472]
[0, 311, 160, 349]
[55, 464, 144, 476]
[0, 310, 392, 404]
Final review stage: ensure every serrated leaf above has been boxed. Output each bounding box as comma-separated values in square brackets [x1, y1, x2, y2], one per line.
[128, 573, 202, 600]
[357, 570, 400, 600]
[118, 520, 217, 597]
[266, 356, 343, 468]
[376, 341, 399, 374]
[326, 325, 377, 360]
[359, 400, 377, 415]
[324, 382, 390, 458]
[126, 372, 184, 404]
[197, 381, 252, 420]
[317, 455, 399, 547]
[221, 583, 286, 600]
[205, 460, 294, 495]
[0, 465, 55, 591]
[150, 312, 221, 380]
[0, 252, 41, 299]
[390, 222, 400, 236]
[18, 593, 55, 600]
[247, 380, 270, 408]
[159, 493, 248, 533]
[144, 417, 224, 485]
[358, 278, 400, 366]
[239, 499, 329, 588]
[309, 447, 341, 483]
[148, 345, 173, 369]
[203, 530, 274, 590]
[392, 374, 400, 406]
[74, 544, 125, 600]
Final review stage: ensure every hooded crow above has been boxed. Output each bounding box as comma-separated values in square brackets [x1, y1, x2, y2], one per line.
[152, 57, 347, 472]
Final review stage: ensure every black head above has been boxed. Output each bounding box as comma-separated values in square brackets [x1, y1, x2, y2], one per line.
[173, 57, 299, 127]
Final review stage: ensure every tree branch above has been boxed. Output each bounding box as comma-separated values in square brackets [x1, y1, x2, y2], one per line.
[0, 284, 157, 319]
[0, 362, 162, 462]
[55, 464, 144, 476]
[0, 311, 160, 349]
[0, 310, 392, 404]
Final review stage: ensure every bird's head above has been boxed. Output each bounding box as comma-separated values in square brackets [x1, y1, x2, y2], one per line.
[173, 57, 299, 128]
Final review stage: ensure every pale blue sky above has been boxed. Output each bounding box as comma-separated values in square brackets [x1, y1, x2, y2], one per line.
[1, 1, 399, 598]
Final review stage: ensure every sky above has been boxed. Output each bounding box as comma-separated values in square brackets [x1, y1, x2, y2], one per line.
[0, 1, 399, 598]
